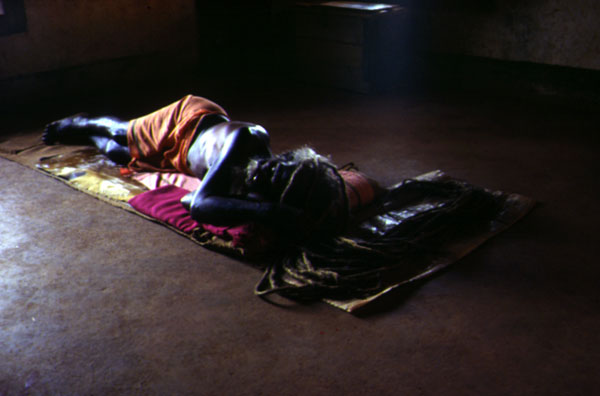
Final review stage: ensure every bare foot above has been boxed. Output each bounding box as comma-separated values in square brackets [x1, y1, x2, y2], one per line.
[42, 113, 90, 145]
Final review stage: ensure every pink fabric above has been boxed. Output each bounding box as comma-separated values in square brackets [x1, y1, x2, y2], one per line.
[128, 185, 274, 255]
[132, 171, 201, 191]
[128, 185, 200, 233]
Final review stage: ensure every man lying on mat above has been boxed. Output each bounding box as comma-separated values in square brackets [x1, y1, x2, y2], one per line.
[43, 95, 381, 240]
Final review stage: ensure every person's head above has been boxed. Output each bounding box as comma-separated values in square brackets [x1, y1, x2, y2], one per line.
[247, 147, 349, 238]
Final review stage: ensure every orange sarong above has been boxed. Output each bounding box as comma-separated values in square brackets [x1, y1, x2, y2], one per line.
[127, 95, 228, 175]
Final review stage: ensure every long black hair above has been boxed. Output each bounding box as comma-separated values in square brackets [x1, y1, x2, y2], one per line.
[246, 147, 349, 239]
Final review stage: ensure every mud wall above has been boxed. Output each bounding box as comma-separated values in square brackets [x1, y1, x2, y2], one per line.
[417, 0, 600, 71]
[0, 0, 197, 80]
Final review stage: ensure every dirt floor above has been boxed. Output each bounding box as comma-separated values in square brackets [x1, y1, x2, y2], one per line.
[1, 77, 599, 395]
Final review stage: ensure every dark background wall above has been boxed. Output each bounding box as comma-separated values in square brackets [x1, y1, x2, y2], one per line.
[0, 0, 197, 80]
[406, 0, 600, 102]
[0, 0, 198, 107]
[0, 0, 598, 106]
[415, 0, 600, 71]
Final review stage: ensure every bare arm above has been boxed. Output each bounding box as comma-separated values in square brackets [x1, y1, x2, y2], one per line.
[180, 122, 302, 229]
[181, 192, 302, 229]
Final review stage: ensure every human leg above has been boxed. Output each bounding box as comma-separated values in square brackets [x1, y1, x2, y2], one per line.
[89, 136, 132, 165]
[43, 95, 229, 171]
[43, 115, 131, 165]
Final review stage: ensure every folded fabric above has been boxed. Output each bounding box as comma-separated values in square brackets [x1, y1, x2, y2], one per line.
[128, 185, 200, 233]
[128, 185, 274, 255]
[201, 223, 275, 256]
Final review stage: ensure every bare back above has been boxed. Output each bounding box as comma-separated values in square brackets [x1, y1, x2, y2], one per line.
[186, 123, 234, 178]
[186, 120, 272, 195]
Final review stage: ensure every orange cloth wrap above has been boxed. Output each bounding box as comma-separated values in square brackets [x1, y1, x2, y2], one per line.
[127, 95, 227, 175]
